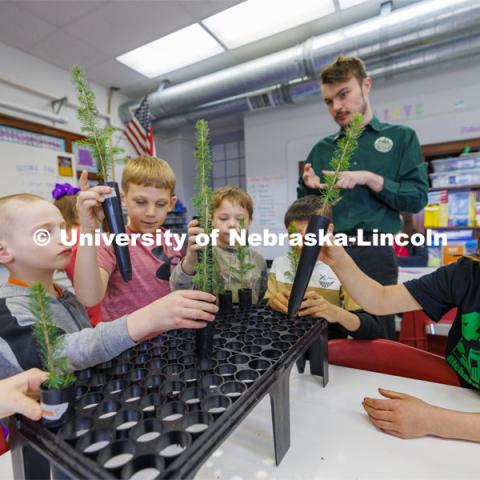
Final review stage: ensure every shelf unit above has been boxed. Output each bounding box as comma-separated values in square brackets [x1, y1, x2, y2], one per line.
[414, 138, 480, 240]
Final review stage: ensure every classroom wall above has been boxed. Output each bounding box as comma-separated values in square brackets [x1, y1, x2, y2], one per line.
[156, 132, 195, 217]
[0, 41, 135, 180]
[244, 61, 480, 259]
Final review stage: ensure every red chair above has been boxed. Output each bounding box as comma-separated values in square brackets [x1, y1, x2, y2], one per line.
[399, 308, 456, 351]
[329, 339, 462, 386]
[0, 424, 8, 455]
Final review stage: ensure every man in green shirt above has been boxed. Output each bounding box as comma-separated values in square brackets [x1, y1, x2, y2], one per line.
[297, 55, 428, 339]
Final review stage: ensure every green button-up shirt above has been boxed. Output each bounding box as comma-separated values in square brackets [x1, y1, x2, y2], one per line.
[297, 116, 428, 234]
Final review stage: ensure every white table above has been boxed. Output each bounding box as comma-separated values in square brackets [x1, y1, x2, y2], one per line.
[196, 365, 478, 480]
[2, 366, 477, 480]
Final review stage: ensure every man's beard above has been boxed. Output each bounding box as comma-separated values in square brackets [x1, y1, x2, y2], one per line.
[336, 95, 368, 127]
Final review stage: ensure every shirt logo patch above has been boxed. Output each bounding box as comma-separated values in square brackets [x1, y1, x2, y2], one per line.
[374, 136, 393, 153]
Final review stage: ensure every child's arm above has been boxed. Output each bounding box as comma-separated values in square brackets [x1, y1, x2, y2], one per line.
[73, 172, 110, 306]
[59, 290, 217, 371]
[363, 388, 480, 442]
[298, 290, 361, 331]
[265, 268, 289, 314]
[170, 220, 203, 289]
[0, 290, 217, 376]
[320, 244, 421, 315]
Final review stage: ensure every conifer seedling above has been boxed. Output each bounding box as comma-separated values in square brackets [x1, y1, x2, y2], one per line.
[29, 282, 76, 390]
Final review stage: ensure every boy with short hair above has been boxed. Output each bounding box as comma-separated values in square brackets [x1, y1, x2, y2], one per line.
[74, 155, 182, 322]
[0, 193, 217, 379]
[266, 195, 384, 339]
[170, 186, 268, 304]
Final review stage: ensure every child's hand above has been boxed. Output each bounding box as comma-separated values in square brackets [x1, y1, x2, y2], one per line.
[128, 290, 218, 341]
[362, 388, 434, 439]
[76, 171, 112, 233]
[298, 290, 339, 322]
[268, 290, 290, 314]
[181, 219, 204, 275]
[317, 228, 348, 268]
[0, 369, 48, 420]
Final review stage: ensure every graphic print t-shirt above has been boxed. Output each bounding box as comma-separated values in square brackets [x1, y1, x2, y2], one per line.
[404, 257, 480, 389]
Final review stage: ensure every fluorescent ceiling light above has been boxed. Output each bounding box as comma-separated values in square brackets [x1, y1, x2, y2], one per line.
[116, 24, 225, 78]
[203, 0, 336, 49]
[338, 0, 370, 9]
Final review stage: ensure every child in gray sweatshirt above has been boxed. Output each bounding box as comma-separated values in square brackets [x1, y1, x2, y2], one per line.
[0, 193, 217, 379]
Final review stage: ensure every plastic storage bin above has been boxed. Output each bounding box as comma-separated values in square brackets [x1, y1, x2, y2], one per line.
[431, 155, 480, 173]
[429, 168, 480, 188]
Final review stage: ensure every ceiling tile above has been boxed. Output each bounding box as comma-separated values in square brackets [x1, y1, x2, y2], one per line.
[85, 59, 149, 90]
[64, 0, 194, 57]
[14, 0, 106, 27]
[178, 0, 244, 21]
[0, 1, 57, 50]
[30, 29, 111, 70]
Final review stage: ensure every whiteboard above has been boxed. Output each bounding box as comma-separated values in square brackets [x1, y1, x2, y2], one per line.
[0, 140, 77, 199]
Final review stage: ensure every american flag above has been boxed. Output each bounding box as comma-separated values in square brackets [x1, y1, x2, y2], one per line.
[125, 96, 156, 156]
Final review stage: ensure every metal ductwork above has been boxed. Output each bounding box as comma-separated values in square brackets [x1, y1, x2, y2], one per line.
[151, 33, 480, 132]
[119, 0, 480, 128]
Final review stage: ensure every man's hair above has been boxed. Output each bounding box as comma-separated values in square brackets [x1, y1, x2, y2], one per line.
[54, 195, 79, 230]
[0, 194, 46, 238]
[121, 155, 176, 194]
[284, 195, 325, 229]
[320, 55, 368, 85]
[213, 186, 254, 219]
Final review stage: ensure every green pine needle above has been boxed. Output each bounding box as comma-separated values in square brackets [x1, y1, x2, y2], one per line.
[71, 65, 124, 183]
[192, 120, 219, 295]
[29, 282, 75, 390]
[320, 112, 364, 215]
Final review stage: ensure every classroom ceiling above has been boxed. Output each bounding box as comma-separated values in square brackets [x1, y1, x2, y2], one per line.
[0, 0, 420, 99]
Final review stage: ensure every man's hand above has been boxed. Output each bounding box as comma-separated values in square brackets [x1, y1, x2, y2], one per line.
[181, 219, 204, 275]
[77, 170, 112, 233]
[0, 369, 48, 420]
[363, 388, 435, 439]
[303, 164, 325, 189]
[268, 290, 290, 314]
[322, 170, 384, 192]
[298, 290, 340, 322]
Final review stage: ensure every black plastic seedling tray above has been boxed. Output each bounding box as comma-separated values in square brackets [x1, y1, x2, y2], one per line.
[10, 305, 328, 480]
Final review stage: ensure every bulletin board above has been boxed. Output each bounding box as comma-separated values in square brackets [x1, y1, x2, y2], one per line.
[0, 114, 86, 199]
[0, 140, 77, 199]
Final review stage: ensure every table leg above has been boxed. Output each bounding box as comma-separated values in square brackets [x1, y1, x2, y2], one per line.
[9, 418, 51, 480]
[307, 328, 329, 387]
[269, 364, 293, 466]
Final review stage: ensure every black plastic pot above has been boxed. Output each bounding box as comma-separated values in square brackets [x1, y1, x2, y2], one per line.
[196, 321, 214, 359]
[104, 181, 132, 282]
[40, 383, 75, 428]
[238, 288, 252, 310]
[218, 290, 233, 314]
[288, 215, 330, 317]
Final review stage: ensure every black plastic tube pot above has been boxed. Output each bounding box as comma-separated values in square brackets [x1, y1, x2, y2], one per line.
[238, 288, 252, 310]
[287, 215, 330, 317]
[104, 181, 132, 282]
[40, 383, 75, 429]
[218, 290, 233, 314]
[196, 321, 214, 359]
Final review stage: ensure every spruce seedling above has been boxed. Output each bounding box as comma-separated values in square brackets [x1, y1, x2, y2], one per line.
[71, 65, 124, 183]
[318, 112, 364, 215]
[230, 216, 256, 289]
[285, 223, 301, 283]
[29, 282, 75, 390]
[192, 120, 219, 295]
